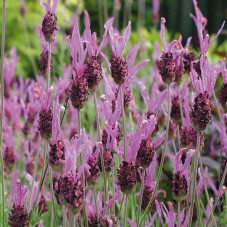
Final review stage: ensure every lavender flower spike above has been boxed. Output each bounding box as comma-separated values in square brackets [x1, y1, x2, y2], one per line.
[8, 171, 29, 227]
[40, 0, 59, 42]
[109, 21, 131, 85]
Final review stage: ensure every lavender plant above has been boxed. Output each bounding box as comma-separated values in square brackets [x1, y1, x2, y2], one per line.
[0, 0, 227, 226]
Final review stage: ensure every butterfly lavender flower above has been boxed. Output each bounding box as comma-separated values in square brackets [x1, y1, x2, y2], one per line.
[39, 0, 59, 42]
[190, 57, 219, 131]
[47, 96, 66, 171]
[109, 22, 131, 85]
[8, 171, 29, 227]
[67, 21, 89, 110]
[83, 11, 113, 91]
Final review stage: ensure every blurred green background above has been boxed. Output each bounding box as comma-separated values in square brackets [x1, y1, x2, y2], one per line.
[0, 0, 226, 79]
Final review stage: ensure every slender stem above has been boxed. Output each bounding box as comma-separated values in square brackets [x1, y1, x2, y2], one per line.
[139, 84, 171, 226]
[186, 165, 193, 214]
[129, 111, 134, 132]
[0, 0, 6, 225]
[30, 141, 48, 218]
[22, 18, 38, 76]
[28, 135, 41, 211]
[123, 195, 128, 227]
[198, 154, 217, 227]
[188, 132, 200, 226]
[77, 109, 88, 227]
[116, 194, 125, 222]
[112, 167, 116, 215]
[49, 168, 58, 227]
[119, 85, 126, 159]
[172, 140, 177, 155]
[93, 92, 108, 202]
[47, 42, 51, 89]
[206, 158, 227, 227]
[93, 185, 100, 225]
[60, 107, 67, 127]
[63, 205, 67, 227]
[177, 201, 181, 227]
[178, 87, 184, 127]
[194, 188, 203, 226]
[137, 168, 145, 226]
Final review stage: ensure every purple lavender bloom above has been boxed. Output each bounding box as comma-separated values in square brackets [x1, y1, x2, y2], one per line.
[109, 22, 131, 85]
[190, 57, 219, 131]
[158, 18, 183, 84]
[83, 11, 113, 91]
[48, 96, 66, 171]
[19, 0, 26, 17]
[67, 21, 89, 109]
[8, 171, 29, 227]
[38, 28, 55, 76]
[39, 0, 59, 42]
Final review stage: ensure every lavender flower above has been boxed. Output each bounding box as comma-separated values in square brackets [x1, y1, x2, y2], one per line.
[109, 22, 131, 85]
[39, 0, 59, 42]
[8, 171, 29, 227]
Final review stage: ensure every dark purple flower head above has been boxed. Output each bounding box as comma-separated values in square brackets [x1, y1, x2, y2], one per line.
[190, 57, 220, 131]
[117, 161, 136, 194]
[159, 18, 183, 84]
[183, 50, 196, 73]
[40, 0, 59, 42]
[67, 21, 90, 109]
[172, 171, 188, 201]
[83, 12, 113, 90]
[98, 150, 114, 173]
[109, 22, 131, 85]
[19, 0, 26, 17]
[9, 205, 29, 227]
[86, 155, 100, 185]
[48, 140, 65, 171]
[136, 139, 155, 168]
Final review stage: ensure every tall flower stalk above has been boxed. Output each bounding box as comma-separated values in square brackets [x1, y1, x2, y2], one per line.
[0, 0, 6, 225]
[139, 84, 171, 225]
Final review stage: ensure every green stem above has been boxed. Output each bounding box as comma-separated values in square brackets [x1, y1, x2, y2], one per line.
[188, 132, 200, 226]
[137, 168, 145, 226]
[119, 85, 126, 159]
[123, 195, 128, 227]
[63, 205, 67, 227]
[117, 194, 125, 222]
[198, 154, 217, 227]
[49, 168, 58, 227]
[139, 84, 171, 226]
[177, 201, 181, 227]
[93, 92, 108, 203]
[0, 0, 6, 225]
[206, 158, 227, 227]
[78, 109, 88, 227]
